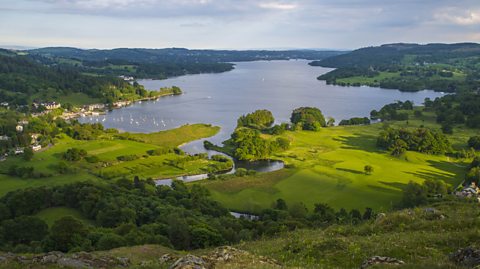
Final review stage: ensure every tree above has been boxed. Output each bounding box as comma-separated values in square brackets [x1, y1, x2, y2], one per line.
[2, 216, 48, 244]
[364, 165, 374, 175]
[390, 139, 408, 156]
[237, 109, 274, 129]
[468, 136, 480, 150]
[401, 181, 427, 208]
[290, 107, 326, 131]
[50, 216, 89, 252]
[96, 233, 126, 250]
[274, 198, 287, 210]
[23, 147, 34, 161]
[289, 202, 308, 219]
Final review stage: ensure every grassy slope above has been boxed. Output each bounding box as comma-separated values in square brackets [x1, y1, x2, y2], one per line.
[201, 111, 475, 212]
[35, 207, 93, 227]
[238, 200, 480, 269]
[0, 124, 220, 195]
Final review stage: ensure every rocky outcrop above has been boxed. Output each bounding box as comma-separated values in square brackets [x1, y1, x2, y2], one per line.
[169, 254, 209, 269]
[361, 256, 405, 268]
[450, 247, 480, 267]
[168, 246, 282, 269]
[0, 251, 130, 268]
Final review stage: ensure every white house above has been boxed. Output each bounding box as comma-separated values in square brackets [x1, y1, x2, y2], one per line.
[32, 144, 42, 151]
[0, 135, 9, 141]
[14, 148, 24, 155]
[43, 102, 61, 110]
[87, 103, 106, 111]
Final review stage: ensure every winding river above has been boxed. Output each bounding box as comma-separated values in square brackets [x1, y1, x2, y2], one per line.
[79, 60, 445, 183]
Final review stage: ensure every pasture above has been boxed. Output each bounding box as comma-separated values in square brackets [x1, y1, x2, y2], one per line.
[202, 116, 474, 212]
[0, 124, 221, 195]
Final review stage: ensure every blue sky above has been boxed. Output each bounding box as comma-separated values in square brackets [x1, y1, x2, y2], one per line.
[1, 0, 479, 49]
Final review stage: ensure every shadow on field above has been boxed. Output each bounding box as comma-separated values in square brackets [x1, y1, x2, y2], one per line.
[378, 181, 408, 190]
[336, 168, 364, 175]
[367, 184, 401, 194]
[404, 168, 454, 183]
[334, 133, 382, 153]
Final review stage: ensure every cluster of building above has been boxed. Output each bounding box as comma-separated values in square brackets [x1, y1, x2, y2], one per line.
[119, 75, 135, 81]
[456, 182, 480, 202]
[0, 120, 44, 161]
[33, 101, 62, 110]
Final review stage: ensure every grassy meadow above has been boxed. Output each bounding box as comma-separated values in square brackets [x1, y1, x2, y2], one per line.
[201, 110, 477, 213]
[0, 124, 221, 196]
[35, 207, 93, 227]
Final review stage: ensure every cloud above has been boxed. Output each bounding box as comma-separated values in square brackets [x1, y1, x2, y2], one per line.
[434, 8, 480, 25]
[2, 0, 480, 49]
[258, 2, 297, 10]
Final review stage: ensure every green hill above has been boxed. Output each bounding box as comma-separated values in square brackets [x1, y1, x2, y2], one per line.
[311, 43, 480, 92]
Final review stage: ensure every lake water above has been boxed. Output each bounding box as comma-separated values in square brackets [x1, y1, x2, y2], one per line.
[79, 60, 444, 149]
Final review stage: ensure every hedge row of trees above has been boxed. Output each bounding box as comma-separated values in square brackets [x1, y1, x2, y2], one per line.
[339, 117, 371, 126]
[377, 127, 452, 156]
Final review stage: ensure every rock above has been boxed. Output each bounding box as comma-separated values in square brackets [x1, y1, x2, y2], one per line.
[57, 257, 92, 269]
[116, 257, 130, 267]
[160, 253, 178, 264]
[0, 253, 15, 263]
[450, 247, 480, 267]
[375, 213, 386, 221]
[16, 255, 32, 264]
[38, 251, 64, 263]
[208, 246, 246, 262]
[361, 256, 405, 268]
[169, 254, 208, 269]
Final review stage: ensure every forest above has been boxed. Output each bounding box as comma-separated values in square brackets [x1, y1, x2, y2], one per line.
[0, 50, 161, 107]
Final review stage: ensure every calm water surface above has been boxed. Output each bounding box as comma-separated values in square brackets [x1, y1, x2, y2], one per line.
[80, 60, 444, 150]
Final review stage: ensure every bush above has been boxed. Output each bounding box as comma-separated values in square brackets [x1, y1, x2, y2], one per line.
[468, 136, 480, 150]
[62, 148, 87, 162]
[96, 233, 127, 250]
[116, 155, 139, 162]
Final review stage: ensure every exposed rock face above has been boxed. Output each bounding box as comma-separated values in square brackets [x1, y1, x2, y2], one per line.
[450, 247, 480, 267]
[169, 246, 282, 269]
[169, 254, 208, 269]
[361, 256, 405, 268]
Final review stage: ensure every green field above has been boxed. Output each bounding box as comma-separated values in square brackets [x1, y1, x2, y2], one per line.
[35, 207, 93, 227]
[337, 71, 399, 85]
[201, 114, 475, 212]
[0, 124, 222, 195]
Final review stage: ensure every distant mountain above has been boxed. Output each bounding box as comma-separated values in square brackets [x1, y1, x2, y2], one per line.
[28, 47, 345, 64]
[27, 47, 345, 80]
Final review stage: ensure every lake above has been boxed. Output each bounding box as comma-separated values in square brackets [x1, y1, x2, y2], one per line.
[79, 60, 444, 150]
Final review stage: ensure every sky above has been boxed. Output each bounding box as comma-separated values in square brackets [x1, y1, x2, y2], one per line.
[0, 0, 479, 50]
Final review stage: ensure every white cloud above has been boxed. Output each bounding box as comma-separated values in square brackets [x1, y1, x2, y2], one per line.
[434, 9, 480, 25]
[258, 2, 297, 10]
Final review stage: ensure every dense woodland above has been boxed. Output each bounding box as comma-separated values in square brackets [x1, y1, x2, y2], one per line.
[0, 177, 442, 254]
[0, 50, 160, 107]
